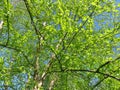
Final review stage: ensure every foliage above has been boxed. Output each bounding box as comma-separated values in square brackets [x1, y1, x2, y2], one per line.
[0, 0, 120, 90]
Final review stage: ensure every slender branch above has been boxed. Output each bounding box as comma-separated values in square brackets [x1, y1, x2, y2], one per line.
[0, 43, 20, 51]
[0, 44, 32, 66]
[96, 56, 120, 72]
[6, 0, 10, 46]
[92, 76, 108, 89]
[65, 10, 95, 50]
[98, 72, 119, 81]
[23, 0, 41, 36]
[64, 0, 100, 51]
[96, 61, 111, 72]
[93, 65, 120, 89]
[49, 69, 120, 82]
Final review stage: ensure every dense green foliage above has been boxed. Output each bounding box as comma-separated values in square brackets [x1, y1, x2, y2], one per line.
[0, 0, 120, 90]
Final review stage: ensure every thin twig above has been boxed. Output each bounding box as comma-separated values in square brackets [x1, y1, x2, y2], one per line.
[96, 56, 120, 72]
[6, 0, 10, 46]
[49, 69, 120, 81]
[93, 64, 120, 89]
[0, 44, 33, 66]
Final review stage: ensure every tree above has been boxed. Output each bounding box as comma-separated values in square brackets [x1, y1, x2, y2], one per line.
[0, 0, 120, 90]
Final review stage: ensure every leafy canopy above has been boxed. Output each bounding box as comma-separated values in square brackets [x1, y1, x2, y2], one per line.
[0, 0, 120, 89]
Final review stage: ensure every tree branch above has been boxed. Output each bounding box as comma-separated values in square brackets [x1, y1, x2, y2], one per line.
[23, 0, 42, 37]
[93, 64, 120, 89]
[0, 44, 32, 66]
[5, 0, 10, 46]
[49, 69, 120, 82]
[96, 56, 120, 72]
